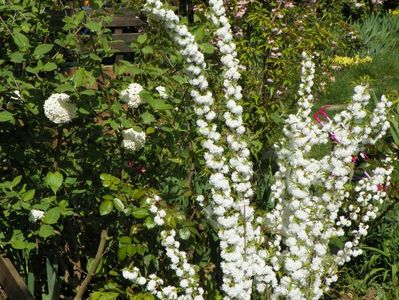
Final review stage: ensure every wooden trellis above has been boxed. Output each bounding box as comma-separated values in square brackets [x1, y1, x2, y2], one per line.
[0, 256, 34, 300]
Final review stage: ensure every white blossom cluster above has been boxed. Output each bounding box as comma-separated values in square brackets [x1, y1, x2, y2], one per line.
[141, 1, 393, 298]
[120, 83, 144, 108]
[123, 195, 204, 299]
[43, 93, 77, 124]
[144, 0, 261, 297]
[122, 128, 146, 152]
[29, 209, 45, 222]
[334, 158, 393, 267]
[264, 53, 392, 299]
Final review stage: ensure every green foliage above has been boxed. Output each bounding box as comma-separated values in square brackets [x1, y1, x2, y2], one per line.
[353, 13, 399, 55]
[0, 0, 386, 298]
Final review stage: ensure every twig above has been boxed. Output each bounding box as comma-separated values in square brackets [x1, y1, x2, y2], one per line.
[73, 228, 109, 300]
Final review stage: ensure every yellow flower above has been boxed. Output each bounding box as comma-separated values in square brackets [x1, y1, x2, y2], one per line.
[332, 55, 372, 67]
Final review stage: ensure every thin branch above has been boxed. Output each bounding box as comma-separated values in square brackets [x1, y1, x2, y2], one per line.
[73, 228, 109, 300]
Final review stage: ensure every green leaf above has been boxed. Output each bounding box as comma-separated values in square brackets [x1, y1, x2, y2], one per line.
[39, 224, 55, 238]
[11, 175, 22, 188]
[33, 44, 54, 57]
[119, 236, 131, 244]
[179, 228, 191, 240]
[146, 97, 173, 111]
[86, 20, 102, 32]
[113, 198, 125, 212]
[200, 42, 215, 54]
[141, 111, 155, 124]
[146, 127, 155, 135]
[11, 239, 26, 250]
[42, 62, 57, 72]
[45, 172, 63, 194]
[132, 208, 149, 219]
[100, 200, 113, 215]
[117, 246, 127, 261]
[141, 46, 153, 55]
[137, 33, 147, 44]
[9, 52, 25, 63]
[0, 111, 15, 124]
[42, 207, 61, 225]
[74, 68, 86, 88]
[21, 189, 35, 201]
[12, 31, 30, 50]
[100, 173, 121, 190]
[144, 216, 156, 229]
[56, 83, 75, 93]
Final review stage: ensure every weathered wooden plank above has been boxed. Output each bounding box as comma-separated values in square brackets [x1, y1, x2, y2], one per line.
[112, 32, 140, 43]
[110, 40, 134, 53]
[0, 256, 34, 300]
[106, 16, 145, 28]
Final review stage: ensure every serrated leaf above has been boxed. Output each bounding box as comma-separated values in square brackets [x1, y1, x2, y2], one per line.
[12, 31, 30, 50]
[33, 44, 54, 57]
[42, 207, 61, 224]
[85, 20, 102, 32]
[39, 224, 55, 238]
[45, 172, 63, 194]
[100, 200, 113, 215]
[9, 52, 24, 63]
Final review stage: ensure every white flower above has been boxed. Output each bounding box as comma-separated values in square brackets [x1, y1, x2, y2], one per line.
[154, 215, 164, 226]
[122, 128, 146, 151]
[156, 85, 168, 99]
[122, 269, 138, 281]
[44, 93, 77, 124]
[29, 209, 45, 222]
[120, 83, 144, 108]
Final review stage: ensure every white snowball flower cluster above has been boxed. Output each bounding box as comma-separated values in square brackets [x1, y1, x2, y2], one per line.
[43, 93, 77, 124]
[123, 195, 204, 299]
[122, 128, 146, 152]
[264, 53, 392, 299]
[120, 83, 144, 108]
[29, 209, 45, 222]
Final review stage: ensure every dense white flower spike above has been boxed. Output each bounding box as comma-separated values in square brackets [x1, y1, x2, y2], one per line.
[142, 1, 392, 298]
[143, 0, 260, 298]
[43, 93, 77, 124]
[120, 83, 144, 108]
[265, 53, 392, 299]
[122, 128, 146, 152]
[124, 196, 204, 300]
